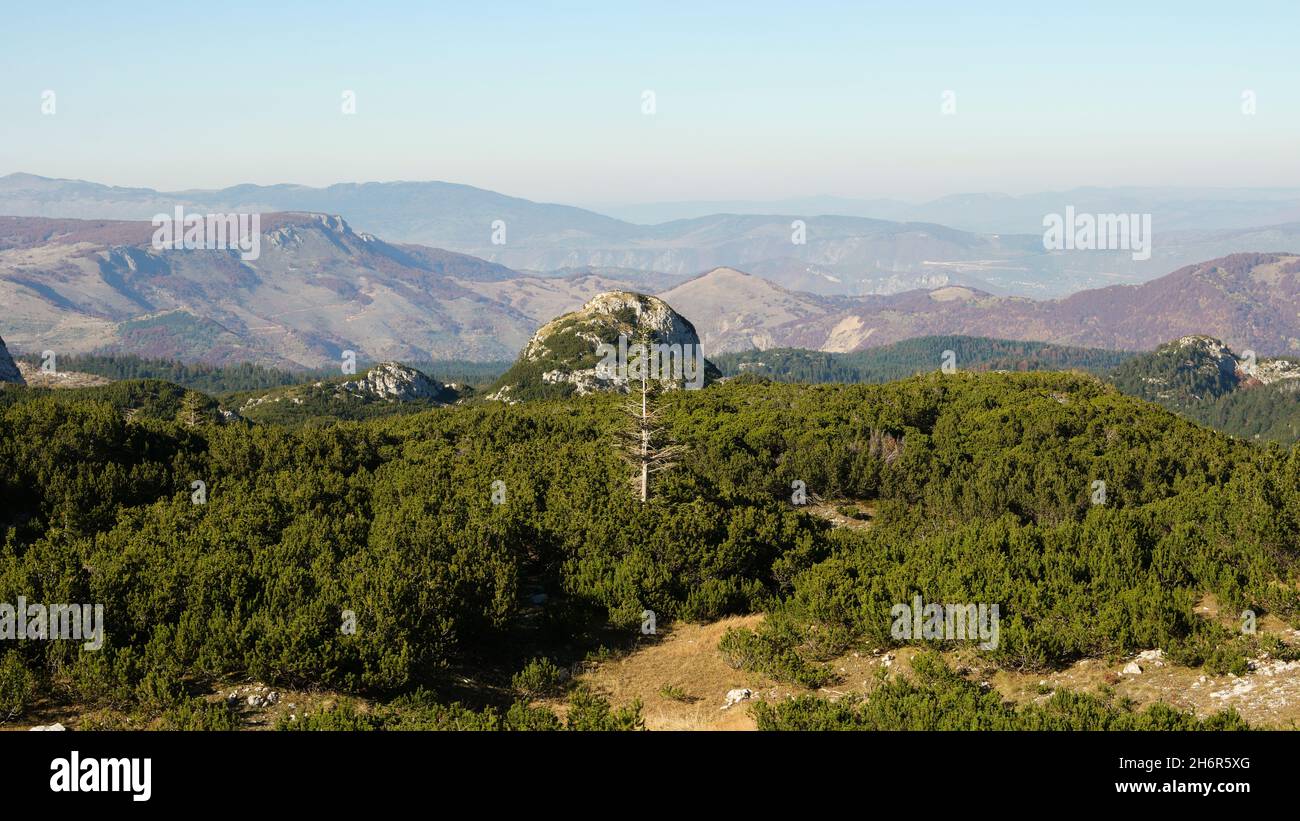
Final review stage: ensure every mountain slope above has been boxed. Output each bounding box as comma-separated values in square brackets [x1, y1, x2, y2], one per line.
[0, 214, 618, 367]
[656, 267, 837, 353]
[672, 253, 1300, 357]
[5, 212, 1300, 369]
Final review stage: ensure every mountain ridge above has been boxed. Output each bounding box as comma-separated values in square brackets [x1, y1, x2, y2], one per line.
[668, 253, 1300, 357]
[15, 173, 1300, 298]
[4, 212, 1300, 369]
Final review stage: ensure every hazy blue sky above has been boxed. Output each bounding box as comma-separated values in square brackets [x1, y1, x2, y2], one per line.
[2, 1, 1297, 204]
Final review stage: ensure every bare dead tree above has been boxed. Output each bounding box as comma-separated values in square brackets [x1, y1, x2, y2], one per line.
[614, 337, 687, 503]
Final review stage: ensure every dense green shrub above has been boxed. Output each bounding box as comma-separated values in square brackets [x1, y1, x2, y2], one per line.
[0, 651, 35, 723]
[512, 657, 566, 698]
[751, 653, 1251, 731]
[279, 688, 640, 731]
[0, 370, 1296, 726]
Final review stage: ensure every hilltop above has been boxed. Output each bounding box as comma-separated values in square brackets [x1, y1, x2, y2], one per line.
[1110, 336, 1300, 441]
[488, 291, 720, 402]
[235, 361, 459, 424]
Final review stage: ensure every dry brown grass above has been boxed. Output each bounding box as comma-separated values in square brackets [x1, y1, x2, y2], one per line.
[564, 592, 1300, 730]
[558, 615, 772, 730]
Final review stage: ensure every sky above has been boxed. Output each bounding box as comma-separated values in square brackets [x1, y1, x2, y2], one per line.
[1, 0, 1298, 206]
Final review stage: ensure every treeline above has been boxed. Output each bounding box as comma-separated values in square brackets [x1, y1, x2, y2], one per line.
[15, 352, 305, 394]
[718, 337, 1300, 445]
[0, 372, 1297, 726]
[404, 360, 510, 389]
[1186, 384, 1300, 442]
[713, 336, 1135, 384]
[13, 352, 511, 396]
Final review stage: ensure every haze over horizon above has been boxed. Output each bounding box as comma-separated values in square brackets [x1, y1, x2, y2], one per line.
[4, 1, 1298, 204]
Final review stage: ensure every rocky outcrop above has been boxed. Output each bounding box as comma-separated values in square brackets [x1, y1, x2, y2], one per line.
[489, 291, 720, 401]
[339, 362, 453, 402]
[240, 362, 455, 414]
[1115, 335, 1300, 405]
[0, 336, 25, 386]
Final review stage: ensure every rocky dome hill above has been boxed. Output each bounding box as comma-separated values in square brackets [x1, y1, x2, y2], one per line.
[488, 291, 721, 402]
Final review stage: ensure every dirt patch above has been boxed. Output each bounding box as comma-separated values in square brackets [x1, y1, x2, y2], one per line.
[802, 500, 875, 532]
[569, 600, 1300, 730]
[563, 615, 903, 730]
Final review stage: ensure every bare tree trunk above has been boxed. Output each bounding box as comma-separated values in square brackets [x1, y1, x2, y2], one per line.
[616, 334, 686, 505]
[640, 377, 649, 502]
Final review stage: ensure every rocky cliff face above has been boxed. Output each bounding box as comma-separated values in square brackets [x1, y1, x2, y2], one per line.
[489, 291, 720, 402]
[0, 336, 25, 386]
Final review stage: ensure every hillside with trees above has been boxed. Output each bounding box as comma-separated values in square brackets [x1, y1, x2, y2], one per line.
[1, 368, 1296, 729]
[1111, 336, 1300, 443]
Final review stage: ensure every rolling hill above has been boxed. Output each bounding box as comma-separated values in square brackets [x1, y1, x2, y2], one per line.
[667, 254, 1300, 357]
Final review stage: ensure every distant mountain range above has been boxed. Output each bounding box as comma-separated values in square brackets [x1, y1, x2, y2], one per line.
[8, 173, 1300, 299]
[589, 187, 1300, 234]
[2, 208, 1299, 369]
